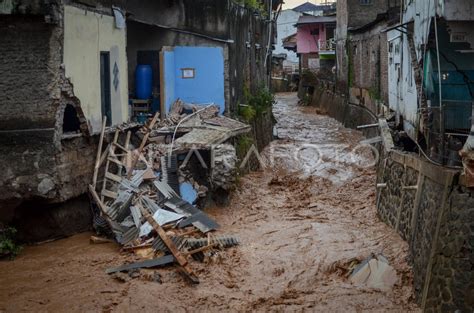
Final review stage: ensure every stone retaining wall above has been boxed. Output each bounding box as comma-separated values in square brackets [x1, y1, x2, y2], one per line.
[377, 149, 474, 312]
[310, 83, 379, 138]
[310, 82, 474, 312]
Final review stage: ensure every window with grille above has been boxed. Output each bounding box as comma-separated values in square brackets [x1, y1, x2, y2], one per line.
[360, 0, 372, 5]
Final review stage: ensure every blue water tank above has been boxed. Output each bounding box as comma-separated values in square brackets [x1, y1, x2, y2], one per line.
[135, 65, 153, 99]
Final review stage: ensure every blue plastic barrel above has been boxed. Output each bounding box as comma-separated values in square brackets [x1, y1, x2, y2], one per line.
[135, 65, 153, 99]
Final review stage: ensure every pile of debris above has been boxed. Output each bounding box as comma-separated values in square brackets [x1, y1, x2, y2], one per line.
[88, 100, 250, 283]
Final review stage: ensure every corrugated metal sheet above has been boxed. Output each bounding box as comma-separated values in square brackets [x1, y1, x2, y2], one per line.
[120, 226, 139, 246]
[130, 206, 142, 228]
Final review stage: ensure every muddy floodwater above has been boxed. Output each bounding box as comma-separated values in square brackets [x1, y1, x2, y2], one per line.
[0, 93, 420, 312]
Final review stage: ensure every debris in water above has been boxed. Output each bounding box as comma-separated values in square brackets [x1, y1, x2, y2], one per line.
[349, 254, 398, 292]
[88, 99, 245, 284]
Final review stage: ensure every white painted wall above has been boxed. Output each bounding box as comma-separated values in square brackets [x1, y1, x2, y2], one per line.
[388, 0, 474, 139]
[387, 0, 435, 138]
[274, 9, 303, 63]
[63, 5, 129, 134]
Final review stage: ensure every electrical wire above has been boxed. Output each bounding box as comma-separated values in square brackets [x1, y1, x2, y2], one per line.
[434, 8, 446, 165]
[412, 137, 463, 169]
[167, 103, 216, 158]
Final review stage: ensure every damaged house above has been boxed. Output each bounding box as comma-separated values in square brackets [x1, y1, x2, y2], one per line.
[308, 0, 474, 311]
[0, 0, 281, 241]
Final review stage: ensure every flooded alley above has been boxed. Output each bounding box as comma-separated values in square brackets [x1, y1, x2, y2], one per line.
[0, 93, 419, 312]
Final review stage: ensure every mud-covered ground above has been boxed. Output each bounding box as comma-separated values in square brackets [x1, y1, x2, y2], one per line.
[0, 93, 420, 312]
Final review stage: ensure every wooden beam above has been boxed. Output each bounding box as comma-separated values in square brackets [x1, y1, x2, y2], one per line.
[127, 112, 160, 179]
[92, 116, 107, 189]
[101, 130, 120, 202]
[137, 201, 199, 284]
[88, 185, 112, 221]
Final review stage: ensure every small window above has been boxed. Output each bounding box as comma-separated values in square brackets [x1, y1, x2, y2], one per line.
[360, 0, 372, 5]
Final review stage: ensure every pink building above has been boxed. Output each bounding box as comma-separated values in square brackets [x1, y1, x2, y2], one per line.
[295, 15, 336, 70]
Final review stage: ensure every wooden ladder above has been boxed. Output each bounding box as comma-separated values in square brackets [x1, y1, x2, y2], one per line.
[101, 130, 131, 203]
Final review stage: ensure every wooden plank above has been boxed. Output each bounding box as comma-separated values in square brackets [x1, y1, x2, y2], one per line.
[125, 131, 131, 150]
[105, 172, 123, 183]
[92, 116, 107, 189]
[97, 144, 110, 169]
[88, 185, 114, 224]
[107, 157, 124, 167]
[90, 236, 115, 244]
[113, 142, 129, 153]
[101, 130, 119, 202]
[122, 243, 153, 252]
[127, 112, 160, 179]
[137, 201, 199, 284]
[101, 189, 118, 199]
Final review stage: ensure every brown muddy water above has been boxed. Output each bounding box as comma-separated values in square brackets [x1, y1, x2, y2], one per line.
[0, 93, 420, 312]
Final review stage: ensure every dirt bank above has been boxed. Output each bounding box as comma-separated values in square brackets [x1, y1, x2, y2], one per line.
[0, 93, 419, 312]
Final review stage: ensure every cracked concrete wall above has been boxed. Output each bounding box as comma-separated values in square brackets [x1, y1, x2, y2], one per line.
[63, 4, 129, 134]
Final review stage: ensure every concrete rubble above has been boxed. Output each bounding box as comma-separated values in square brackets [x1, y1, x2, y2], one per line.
[88, 99, 249, 283]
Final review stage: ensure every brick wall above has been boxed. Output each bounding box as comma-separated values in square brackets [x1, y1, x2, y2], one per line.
[336, 0, 389, 88]
[347, 21, 389, 113]
[346, 0, 389, 29]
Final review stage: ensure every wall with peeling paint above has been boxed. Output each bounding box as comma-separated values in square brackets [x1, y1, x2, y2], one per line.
[63, 4, 128, 134]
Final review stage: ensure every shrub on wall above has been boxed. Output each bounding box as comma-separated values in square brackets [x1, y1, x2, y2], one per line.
[0, 226, 22, 260]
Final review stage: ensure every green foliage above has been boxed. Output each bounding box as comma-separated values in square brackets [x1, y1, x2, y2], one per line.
[238, 105, 256, 123]
[235, 0, 267, 15]
[369, 86, 381, 101]
[241, 85, 275, 119]
[0, 227, 22, 260]
[237, 135, 254, 153]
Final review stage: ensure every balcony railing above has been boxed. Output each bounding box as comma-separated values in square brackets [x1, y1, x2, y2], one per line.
[318, 38, 335, 51]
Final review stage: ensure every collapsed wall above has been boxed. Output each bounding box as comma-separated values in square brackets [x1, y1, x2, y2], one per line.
[0, 8, 99, 240]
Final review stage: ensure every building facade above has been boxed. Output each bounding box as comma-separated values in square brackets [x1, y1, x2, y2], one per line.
[0, 0, 280, 239]
[335, 0, 397, 88]
[274, 9, 303, 64]
[296, 15, 337, 71]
